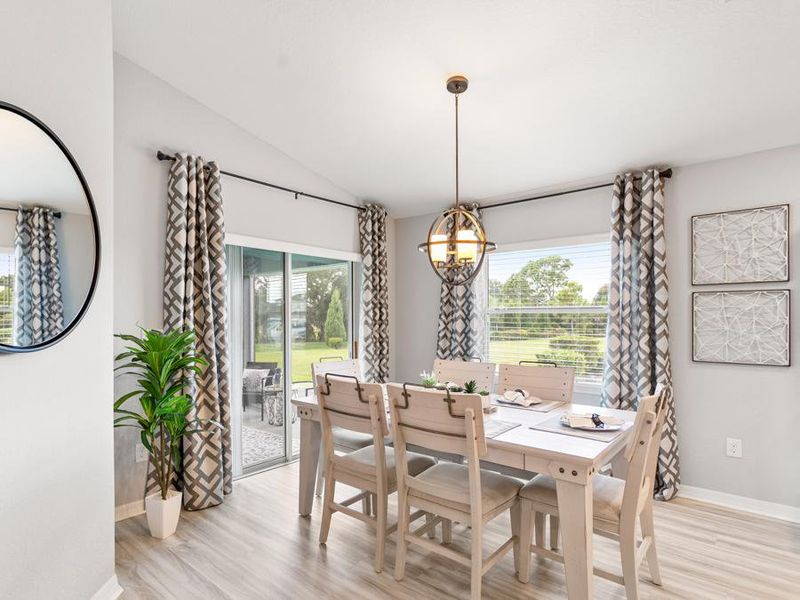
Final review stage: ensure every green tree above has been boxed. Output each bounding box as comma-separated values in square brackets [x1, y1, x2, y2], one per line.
[306, 268, 347, 342]
[552, 281, 587, 306]
[500, 255, 573, 306]
[324, 288, 346, 346]
[592, 284, 609, 306]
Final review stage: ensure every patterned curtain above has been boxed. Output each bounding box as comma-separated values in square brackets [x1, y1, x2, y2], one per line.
[358, 204, 389, 382]
[601, 170, 679, 500]
[13, 206, 63, 345]
[436, 204, 487, 361]
[160, 153, 231, 510]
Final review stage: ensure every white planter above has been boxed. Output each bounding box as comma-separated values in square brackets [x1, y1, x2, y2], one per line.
[145, 490, 183, 539]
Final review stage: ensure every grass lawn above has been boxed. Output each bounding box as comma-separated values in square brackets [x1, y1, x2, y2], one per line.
[255, 341, 347, 383]
[488, 338, 552, 364]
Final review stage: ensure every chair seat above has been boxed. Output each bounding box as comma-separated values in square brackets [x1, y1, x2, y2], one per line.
[336, 446, 435, 485]
[332, 428, 374, 451]
[410, 462, 522, 515]
[519, 473, 625, 523]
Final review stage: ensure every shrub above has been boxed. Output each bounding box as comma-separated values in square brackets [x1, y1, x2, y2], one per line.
[549, 335, 601, 354]
[327, 337, 343, 349]
[324, 289, 346, 345]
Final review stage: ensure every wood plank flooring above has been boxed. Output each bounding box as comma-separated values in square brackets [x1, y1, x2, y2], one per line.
[116, 461, 800, 599]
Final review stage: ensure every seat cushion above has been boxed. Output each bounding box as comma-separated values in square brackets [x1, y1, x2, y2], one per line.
[519, 473, 625, 523]
[336, 446, 435, 485]
[409, 462, 522, 515]
[332, 428, 374, 451]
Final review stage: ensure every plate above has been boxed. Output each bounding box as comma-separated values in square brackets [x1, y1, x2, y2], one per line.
[559, 414, 624, 431]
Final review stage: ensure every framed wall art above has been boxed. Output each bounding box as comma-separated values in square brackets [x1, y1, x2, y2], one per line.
[692, 290, 790, 366]
[692, 204, 789, 285]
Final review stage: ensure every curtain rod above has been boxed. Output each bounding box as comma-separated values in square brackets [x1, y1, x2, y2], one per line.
[156, 151, 364, 211]
[479, 168, 673, 211]
[0, 206, 62, 219]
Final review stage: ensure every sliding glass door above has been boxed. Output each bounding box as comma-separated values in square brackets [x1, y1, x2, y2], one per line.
[228, 244, 355, 476]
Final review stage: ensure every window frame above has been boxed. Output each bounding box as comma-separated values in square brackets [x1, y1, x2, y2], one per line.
[484, 232, 610, 394]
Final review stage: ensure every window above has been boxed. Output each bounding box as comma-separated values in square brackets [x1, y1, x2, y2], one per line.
[486, 240, 610, 385]
[0, 248, 14, 345]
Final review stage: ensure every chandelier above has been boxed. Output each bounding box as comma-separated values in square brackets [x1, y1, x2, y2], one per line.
[418, 75, 496, 286]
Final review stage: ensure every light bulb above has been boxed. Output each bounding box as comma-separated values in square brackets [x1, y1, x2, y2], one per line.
[430, 233, 448, 263]
[456, 229, 478, 262]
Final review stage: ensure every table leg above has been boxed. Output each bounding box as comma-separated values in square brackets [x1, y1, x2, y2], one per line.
[555, 477, 593, 600]
[298, 416, 321, 516]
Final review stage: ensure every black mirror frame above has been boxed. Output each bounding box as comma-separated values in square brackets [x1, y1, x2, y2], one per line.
[0, 100, 101, 354]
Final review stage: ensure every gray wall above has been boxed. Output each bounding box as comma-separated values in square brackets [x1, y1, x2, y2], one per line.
[113, 56, 361, 510]
[393, 146, 799, 507]
[0, 1, 117, 599]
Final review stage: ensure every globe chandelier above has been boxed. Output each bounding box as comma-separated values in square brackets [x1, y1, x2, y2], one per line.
[418, 75, 496, 286]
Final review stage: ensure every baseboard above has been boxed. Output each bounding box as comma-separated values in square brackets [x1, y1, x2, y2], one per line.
[115, 499, 145, 522]
[678, 485, 800, 524]
[91, 574, 123, 600]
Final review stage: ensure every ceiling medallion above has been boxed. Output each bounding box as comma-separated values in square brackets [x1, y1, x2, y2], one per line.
[418, 75, 496, 286]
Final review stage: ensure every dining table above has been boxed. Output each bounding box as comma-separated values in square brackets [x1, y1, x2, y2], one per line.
[291, 391, 636, 600]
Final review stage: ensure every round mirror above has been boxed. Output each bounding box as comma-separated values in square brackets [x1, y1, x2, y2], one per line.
[0, 102, 100, 353]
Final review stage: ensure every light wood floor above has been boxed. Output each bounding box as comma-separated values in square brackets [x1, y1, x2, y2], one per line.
[116, 461, 800, 599]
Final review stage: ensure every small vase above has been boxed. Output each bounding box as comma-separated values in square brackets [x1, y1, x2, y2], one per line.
[145, 489, 183, 539]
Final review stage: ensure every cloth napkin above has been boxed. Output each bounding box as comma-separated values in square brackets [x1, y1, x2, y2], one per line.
[502, 389, 543, 407]
[564, 413, 624, 429]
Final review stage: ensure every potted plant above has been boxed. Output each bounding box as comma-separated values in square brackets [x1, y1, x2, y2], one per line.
[113, 327, 218, 539]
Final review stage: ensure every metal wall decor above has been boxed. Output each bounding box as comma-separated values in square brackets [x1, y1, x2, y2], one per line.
[692, 290, 790, 366]
[692, 204, 789, 285]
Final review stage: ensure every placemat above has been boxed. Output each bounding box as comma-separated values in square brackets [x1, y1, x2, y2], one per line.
[484, 419, 521, 439]
[529, 412, 633, 442]
[491, 395, 565, 413]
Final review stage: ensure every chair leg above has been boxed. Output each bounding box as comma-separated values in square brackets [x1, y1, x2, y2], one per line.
[318, 470, 336, 545]
[517, 500, 534, 583]
[470, 516, 483, 600]
[374, 491, 388, 573]
[425, 513, 437, 539]
[394, 489, 410, 581]
[510, 500, 521, 574]
[619, 523, 640, 600]
[314, 458, 324, 497]
[362, 494, 371, 518]
[534, 511, 545, 548]
[640, 503, 662, 585]
[442, 518, 453, 544]
[549, 515, 560, 550]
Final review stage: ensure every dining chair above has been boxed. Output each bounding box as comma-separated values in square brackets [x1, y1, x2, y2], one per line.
[311, 359, 375, 500]
[496, 363, 576, 403]
[316, 374, 436, 573]
[433, 358, 496, 393]
[516, 394, 664, 600]
[387, 383, 522, 600]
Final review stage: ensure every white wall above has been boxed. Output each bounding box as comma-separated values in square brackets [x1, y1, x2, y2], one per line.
[0, 1, 117, 599]
[393, 146, 799, 508]
[113, 55, 361, 510]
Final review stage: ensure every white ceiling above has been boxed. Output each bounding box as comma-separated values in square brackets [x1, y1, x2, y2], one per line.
[113, 0, 800, 218]
[0, 109, 88, 215]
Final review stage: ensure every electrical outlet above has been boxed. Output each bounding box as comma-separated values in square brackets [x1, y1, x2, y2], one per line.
[726, 437, 742, 458]
[135, 442, 149, 463]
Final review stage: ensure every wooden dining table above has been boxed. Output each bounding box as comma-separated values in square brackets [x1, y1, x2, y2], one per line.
[291, 392, 636, 600]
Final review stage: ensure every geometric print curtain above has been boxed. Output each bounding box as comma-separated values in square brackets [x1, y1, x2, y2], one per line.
[13, 206, 63, 346]
[159, 153, 232, 510]
[600, 170, 679, 500]
[436, 204, 487, 361]
[358, 203, 390, 383]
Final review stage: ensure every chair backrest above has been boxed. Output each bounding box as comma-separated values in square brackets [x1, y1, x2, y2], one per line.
[311, 358, 361, 381]
[497, 363, 575, 403]
[388, 383, 486, 516]
[433, 358, 496, 393]
[387, 383, 486, 458]
[619, 394, 663, 524]
[315, 373, 387, 438]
